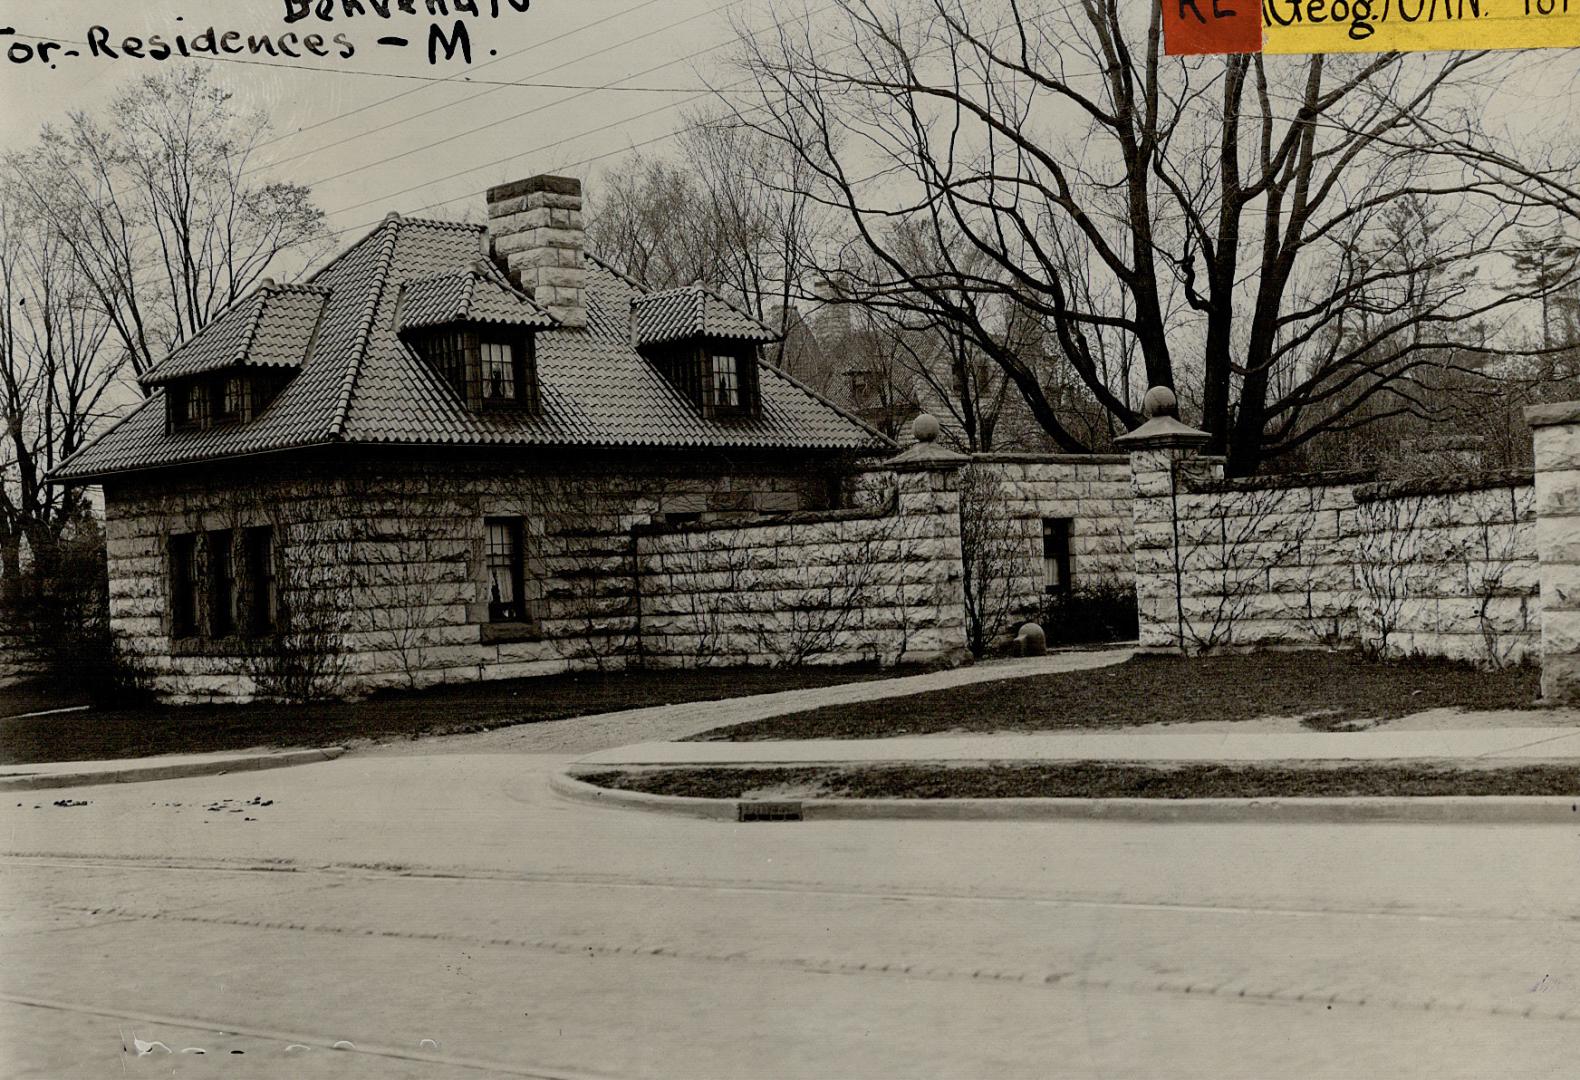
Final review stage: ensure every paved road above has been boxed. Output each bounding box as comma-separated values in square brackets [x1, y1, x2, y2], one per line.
[4, 753, 1580, 1077]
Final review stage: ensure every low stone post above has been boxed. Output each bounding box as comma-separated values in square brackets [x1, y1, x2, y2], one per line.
[1115, 387, 1215, 652]
[886, 414, 971, 665]
[1525, 401, 1580, 703]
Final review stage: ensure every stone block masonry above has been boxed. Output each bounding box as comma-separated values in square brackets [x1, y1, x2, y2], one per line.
[1527, 401, 1580, 703]
[102, 453, 844, 703]
[1121, 387, 1549, 679]
[637, 465, 969, 669]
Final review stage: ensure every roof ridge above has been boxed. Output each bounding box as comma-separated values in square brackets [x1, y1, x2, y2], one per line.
[585, 250, 647, 292]
[395, 215, 486, 233]
[234, 290, 270, 369]
[328, 219, 401, 441]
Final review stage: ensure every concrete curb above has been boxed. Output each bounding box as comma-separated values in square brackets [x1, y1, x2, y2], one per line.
[551, 767, 1580, 824]
[0, 747, 347, 792]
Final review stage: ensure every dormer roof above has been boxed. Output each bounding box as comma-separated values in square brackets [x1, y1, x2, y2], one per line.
[397, 263, 556, 333]
[631, 285, 778, 349]
[140, 283, 329, 387]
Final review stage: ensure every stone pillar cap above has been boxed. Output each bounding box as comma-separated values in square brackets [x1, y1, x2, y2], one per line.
[1115, 386, 1211, 450]
[889, 413, 968, 470]
[1524, 400, 1580, 428]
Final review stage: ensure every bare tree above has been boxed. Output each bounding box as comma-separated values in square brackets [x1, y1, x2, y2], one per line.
[0, 182, 118, 611]
[6, 67, 325, 384]
[726, 0, 1580, 474]
[956, 463, 1029, 656]
[587, 116, 822, 370]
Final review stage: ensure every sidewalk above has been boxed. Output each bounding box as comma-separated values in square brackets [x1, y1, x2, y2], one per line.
[0, 746, 345, 792]
[370, 647, 1137, 756]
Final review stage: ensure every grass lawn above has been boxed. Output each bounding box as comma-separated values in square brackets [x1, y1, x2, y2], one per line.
[580, 761, 1580, 800]
[690, 651, 1542, 742]
[0, 682, 90, 720]
[0, 666, 904, 766]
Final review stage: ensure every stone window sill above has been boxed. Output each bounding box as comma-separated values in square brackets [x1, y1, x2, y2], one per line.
[480, 622, 541, 645]
[171, 635, 260, 657]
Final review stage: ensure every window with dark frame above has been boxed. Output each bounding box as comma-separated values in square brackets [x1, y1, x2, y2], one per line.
[184, 381, 211, 429]
[169, 533, 199, 638]
[244, 526, 276, 636]
[485, 517, 528, 623]
[1042, 517, 1072, 595]
[220, 375, 248, 422]
[168, 527, 276, 642]
[711, 352, 741, 408]
[411, 328, 537, 412]
[207, 530, 236, 638]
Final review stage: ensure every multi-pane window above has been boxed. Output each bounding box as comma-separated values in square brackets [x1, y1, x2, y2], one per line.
[169, 534, 199, 637]
[711, 352, 740, 408]
[169, 373, 286, 431]
[221, 376, 248, 421]
[184, 382, 211, 429]
[1042, 517, 1072, 595]
[485, 517, 528, 623]
[412, 329, 537, 411]
[167, 526, 277, 642]
[647, 345, 758, 417]
[482, 340, 517, 401]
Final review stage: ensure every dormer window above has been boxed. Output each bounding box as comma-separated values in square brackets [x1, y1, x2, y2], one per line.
[630, 286, 775, 419]
[397, 266, 553, 415]
[411, 328, 538, 413]
[167, 371, 290, 432]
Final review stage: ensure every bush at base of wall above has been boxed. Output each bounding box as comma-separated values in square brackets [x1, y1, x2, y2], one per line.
[1036, 581, 1140, 646]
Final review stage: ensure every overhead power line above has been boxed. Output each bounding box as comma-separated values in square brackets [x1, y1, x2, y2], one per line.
[252, 0, 746, 177]
[251, 0, 678, 151]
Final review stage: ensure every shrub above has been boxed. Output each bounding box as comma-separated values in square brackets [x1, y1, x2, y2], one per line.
[1035, 580, 1139, 646]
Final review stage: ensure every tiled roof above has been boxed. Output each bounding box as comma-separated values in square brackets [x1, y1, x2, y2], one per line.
[54, 217, 892, 482]
[141, 285, 329, 386]
[398, 265, 555, 331]
[631, 285, 779, 347]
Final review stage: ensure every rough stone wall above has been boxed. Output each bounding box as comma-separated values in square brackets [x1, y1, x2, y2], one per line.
[973, 454, 1134, 594]
[1128, 447, 1539, 665]
[1529, 402, 1580, 702]
[637, 468, 968, 667]
[103, 456, 839, 702]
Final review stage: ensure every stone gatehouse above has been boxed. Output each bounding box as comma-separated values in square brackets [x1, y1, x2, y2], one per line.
[53, 172, 1140, 702]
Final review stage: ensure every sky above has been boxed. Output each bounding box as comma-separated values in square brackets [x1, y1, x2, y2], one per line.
[0, 0, 771, 247]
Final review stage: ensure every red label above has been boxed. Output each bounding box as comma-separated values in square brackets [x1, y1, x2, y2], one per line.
[1163, 0, 1263, 54]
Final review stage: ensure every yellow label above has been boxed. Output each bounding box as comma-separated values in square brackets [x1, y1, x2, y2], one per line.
[1261, 0, 1580, 52]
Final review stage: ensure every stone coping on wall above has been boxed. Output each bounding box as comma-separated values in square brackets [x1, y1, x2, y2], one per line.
[969, 452, 1130, 465]
[1184, 468, 1378, 494]
[1352, 470, 1534, 503]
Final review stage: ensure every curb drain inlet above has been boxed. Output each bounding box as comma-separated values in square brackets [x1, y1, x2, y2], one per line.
[738, 801, 803, 822]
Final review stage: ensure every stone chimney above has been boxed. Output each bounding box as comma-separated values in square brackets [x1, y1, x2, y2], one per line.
[486, 174, 586, 328]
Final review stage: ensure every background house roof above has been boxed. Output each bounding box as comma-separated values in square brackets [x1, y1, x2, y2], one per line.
[54, 217, 892, 482]
[139, 284, 329, 386]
